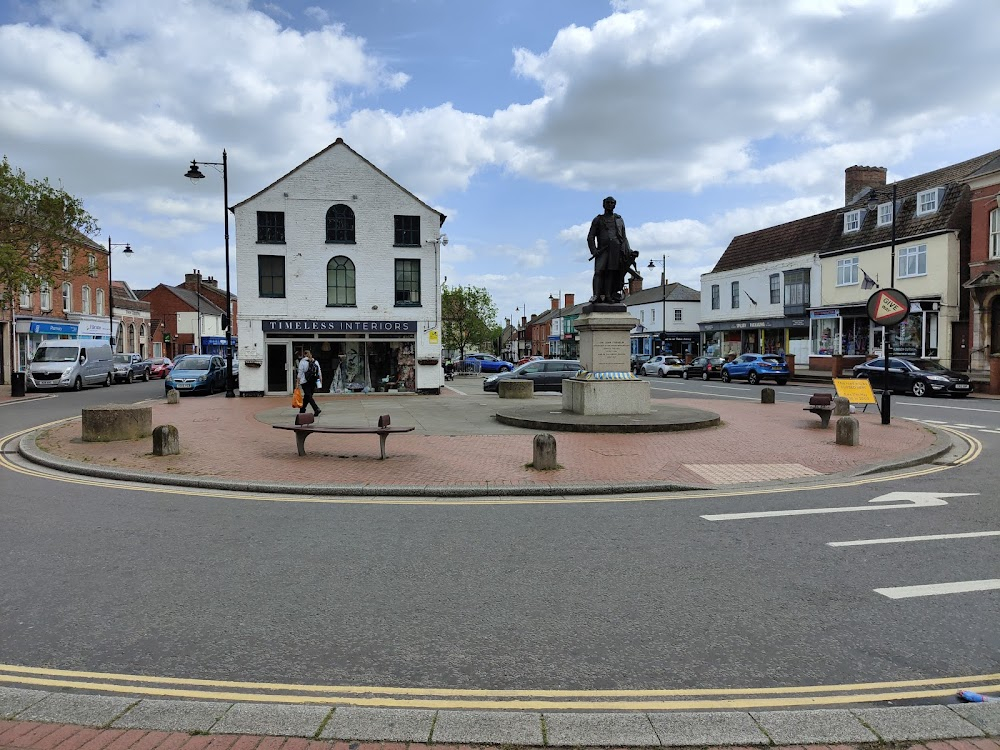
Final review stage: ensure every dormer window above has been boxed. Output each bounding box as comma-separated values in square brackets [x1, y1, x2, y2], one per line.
[877, 202, 893, 227]
[916, 187, 944, 216]
[843, 210, 862, 233]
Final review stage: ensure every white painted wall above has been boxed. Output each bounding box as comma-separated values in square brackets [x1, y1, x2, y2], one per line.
[700, 253, 821, 323]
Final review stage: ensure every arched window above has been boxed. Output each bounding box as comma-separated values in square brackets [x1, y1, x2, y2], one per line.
[116, 323, 124, 352]
[128, 323, 136, 353]
[96, 289, 105, 316]
[62, 283, 72, 313]
[327, 256, 356, 306]
[139, 324, 146, 358]
[326, 204, 356, 243]
[82, 286, 91, 314]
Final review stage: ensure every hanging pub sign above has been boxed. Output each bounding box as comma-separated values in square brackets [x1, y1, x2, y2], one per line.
[866, 288, 910, 327]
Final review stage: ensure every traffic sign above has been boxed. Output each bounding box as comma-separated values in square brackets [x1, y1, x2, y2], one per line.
[867, 287, 910, 327]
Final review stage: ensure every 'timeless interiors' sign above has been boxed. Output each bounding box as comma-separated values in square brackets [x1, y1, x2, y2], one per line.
[263, 319, 417, 333]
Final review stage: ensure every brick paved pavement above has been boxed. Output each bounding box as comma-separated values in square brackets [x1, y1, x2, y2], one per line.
[24, 387, 942, 490]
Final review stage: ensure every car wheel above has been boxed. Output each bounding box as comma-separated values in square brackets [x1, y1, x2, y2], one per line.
[682, 370, 689, 380]
[127, 371, 134, 384]
[103, 373, 112, 387]
[748, 371, 760, 385]
[702, 371, 709, 381]
[659, 368, 667, 378]
[721, 370, 731, 383]
[143, 369, 150, 382]
[776, 379, 787, 386]
[499, 366, 510, 372]
[911, 380, 928, 397]
[73, 377, 83, 392]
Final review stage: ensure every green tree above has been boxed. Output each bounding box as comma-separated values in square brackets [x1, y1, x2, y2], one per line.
[441, 283, 498, 357]
[1, 156, 99, 375]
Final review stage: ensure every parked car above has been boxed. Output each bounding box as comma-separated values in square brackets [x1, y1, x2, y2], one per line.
[640, 355, 686, 378]
[462, 353, 514, 373]
[27, 339, 115, 391]
[721, 353, 790, 385]
[852, 357, 972, 398]
[683, 356, 727, 381]
[164, 355, 227, 395]
[631, 354, 651, 374]
[147, 357, 173, 379]
[113, 353, 151, 383]
[517, 355, 544, 367]
[484, 359, 581, 393]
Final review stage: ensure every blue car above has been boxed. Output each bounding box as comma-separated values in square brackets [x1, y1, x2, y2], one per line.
[165, 354, 227, 395]
[462, 353, 514, 373]
[721, 353, 790, 385]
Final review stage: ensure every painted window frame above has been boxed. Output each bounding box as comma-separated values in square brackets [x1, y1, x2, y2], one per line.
[990, 207, 999, 259]
[19, 285, 31, 308]
[877, 202, 893, 227]
[897, 243, 928, 278]
[326, 255, 356, 306]
[394, 215, 420, 247]
[394, 258, 421, 306]
[256, 211, 285, 243]
[88, 253, 98, 276]
[731, 281, 740, 309]
[257, 254, 286, 298]
[711, 284, 720, 310]
[674, 309, 682, 321]
[326, 204, 356, 244]
[916, 188, 943, 216]
[843, 210, 862, 233]
[82, 285, 91, 314]
[61, 246, 71, 270]
[96, 288, 105, 316]
[40, 283, 52, 311]
[837, 257, 859, 286]
[769, 273, 780, 304]
[62, 282, 72, 313]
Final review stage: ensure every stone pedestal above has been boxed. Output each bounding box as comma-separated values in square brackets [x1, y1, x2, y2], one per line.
[562, 307, 651, 415]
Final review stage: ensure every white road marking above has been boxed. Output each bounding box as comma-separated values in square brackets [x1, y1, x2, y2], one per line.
[952, 424, 987, 429]
[701, 492, 977, 521]
[903, 402, 1000, 414]
[828, 531, 1000, 547]
[875, 579, 1000, 599]
[919, 420, 948, 424]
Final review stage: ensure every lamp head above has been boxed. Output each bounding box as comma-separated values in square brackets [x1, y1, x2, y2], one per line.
[184, 160, 206, 180]
[647, 259, 655, 269]
[123, 244, 133, 256]
[866, 194, 879, 212]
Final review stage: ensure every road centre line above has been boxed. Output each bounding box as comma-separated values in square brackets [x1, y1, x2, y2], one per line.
[874, 579, 1000, 599]
[828, 531, 1000, 547]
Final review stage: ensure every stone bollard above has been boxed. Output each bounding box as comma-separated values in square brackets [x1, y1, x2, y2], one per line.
[836, 416, 860, 446]
[166, 389, 180, 404]
[833, 396, 851, 416]
[760, 387, 775, 404]
[82, 404, 152, 442]
[499, 379, 533, 399]
[532, 433, 558, 470]
[152, 425, 180, 456]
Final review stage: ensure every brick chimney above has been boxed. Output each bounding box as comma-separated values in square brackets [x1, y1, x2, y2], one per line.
[628, 276, 643, 295]
[564, 293, 574, 307]
[184, 270, 202, 285]
[550, 296, 559, 309]
[845, 165, 887, 205]
[203, 276, 219, 289]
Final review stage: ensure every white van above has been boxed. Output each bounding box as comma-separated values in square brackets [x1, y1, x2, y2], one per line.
[27, 340, 115, 391]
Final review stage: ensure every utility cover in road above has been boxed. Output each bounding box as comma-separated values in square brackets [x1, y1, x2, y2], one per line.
[867, 287, 910, 326]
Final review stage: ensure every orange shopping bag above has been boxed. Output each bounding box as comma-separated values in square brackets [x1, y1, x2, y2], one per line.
[291, 386, 303, 408]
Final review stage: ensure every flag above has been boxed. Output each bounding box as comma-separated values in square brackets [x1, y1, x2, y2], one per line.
[861, 270, 878, 290]
[744, 290, 758, 305]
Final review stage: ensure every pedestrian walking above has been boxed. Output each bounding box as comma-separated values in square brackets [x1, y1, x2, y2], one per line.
[298, 349, 322, 417]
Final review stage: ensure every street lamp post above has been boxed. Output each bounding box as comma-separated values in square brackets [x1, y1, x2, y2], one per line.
[185, 152, 235, 397]
[866, 184, 898, 425]
[107, 237, 132, 350]
[647, 254, 667, 355]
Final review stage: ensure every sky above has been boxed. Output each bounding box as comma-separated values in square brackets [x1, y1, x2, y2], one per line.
[2, 0, 999, 325]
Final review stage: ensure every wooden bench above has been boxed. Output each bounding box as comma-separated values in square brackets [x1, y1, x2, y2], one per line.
[273, 413, 414, 459]
[804, 393, 834, 428]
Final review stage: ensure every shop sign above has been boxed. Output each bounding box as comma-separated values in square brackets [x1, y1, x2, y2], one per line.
[700, 317, 801, 331]
[77, 319, 110, 336]
[28, 321, 78, 334]
[263, 319, 417, 333]
[810, 309, 840, 319]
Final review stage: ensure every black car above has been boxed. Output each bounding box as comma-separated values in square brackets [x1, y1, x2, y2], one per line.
[631, 354, 651, 374]
[683, 356, 726, 381]
[852, 357, 972, 398]
[483, 359, 582, 393]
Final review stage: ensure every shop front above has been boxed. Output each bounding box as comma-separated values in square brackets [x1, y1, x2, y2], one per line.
[257, 319, 422, 395]
[808, 300, 942, 370]
[201, 335, 238, 359]
[700, 316, 808, 360]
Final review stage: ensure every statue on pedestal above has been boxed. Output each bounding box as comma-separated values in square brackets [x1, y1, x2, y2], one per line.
[587, 196, 638, 304]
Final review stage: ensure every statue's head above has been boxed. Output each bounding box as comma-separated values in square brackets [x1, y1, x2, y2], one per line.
[603, 196, 616, 209]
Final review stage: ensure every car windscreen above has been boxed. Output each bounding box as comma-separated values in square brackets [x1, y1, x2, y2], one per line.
[177, 357, 211, 371]
[909, 359, 948, 373]
[114, 354, 132, 363]
[33, 346, 78, 362]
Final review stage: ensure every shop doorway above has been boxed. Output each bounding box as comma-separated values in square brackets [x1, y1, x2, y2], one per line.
[266, 343, 288, 392]
[951, 322, 969, 371]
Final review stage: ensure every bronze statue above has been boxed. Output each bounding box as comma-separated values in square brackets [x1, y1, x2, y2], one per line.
[587, 196, 633, 303]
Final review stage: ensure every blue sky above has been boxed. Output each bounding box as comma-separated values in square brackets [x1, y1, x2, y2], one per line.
[2, 0, 999, 324]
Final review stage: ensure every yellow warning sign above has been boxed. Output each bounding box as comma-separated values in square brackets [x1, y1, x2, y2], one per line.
[874, 294, 905, 321]
[833, 378, 877, 404]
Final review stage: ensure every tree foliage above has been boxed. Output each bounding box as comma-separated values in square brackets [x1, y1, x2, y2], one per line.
[441, 283, 498, 356]
[1, 156, 99, 372]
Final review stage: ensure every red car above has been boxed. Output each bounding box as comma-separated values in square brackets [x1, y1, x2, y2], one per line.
[516, 355, 544, 366]
[148, 357, 173, 379]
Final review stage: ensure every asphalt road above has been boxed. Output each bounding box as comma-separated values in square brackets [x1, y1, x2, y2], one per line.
[0, 378, 997, 698]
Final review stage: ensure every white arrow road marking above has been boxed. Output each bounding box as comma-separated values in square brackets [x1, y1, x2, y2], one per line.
[875, 580, 1000, 599]
[701, 492, 978, 521]
[828, 530, 1000, 547]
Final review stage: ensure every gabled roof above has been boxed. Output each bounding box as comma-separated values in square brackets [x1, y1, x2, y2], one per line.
[145, 283, 225, 316]
[711, 209, 840, 273]
[232, 138, 447, 226]
[824, 149, 1000, 256]
[625, 282, 700, 305]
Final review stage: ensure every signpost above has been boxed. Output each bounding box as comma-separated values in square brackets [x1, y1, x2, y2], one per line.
[867, 288, 909, 425]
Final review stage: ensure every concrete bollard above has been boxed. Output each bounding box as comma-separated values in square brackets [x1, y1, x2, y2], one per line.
[152, 425, 180, 456]
[760, 387, 775, 404]
[833, 396, 851, 416]
[836, 416, 860, 446]
[166, 389, 180, 404]
[532, 433, 558, 470]
[499, 379, 533, 399]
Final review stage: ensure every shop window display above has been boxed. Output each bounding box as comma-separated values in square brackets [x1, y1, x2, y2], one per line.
[841, 317, 871, 356]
